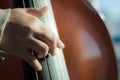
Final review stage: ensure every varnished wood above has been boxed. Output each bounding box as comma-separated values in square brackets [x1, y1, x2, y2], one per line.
[0, 0, 118, 80]
[0, 1, 25, 80]
[0, 0, 13, 8]
[51, 0, 118, 80]
[0, 0, 69, 80]
[0, 55, 25, 80]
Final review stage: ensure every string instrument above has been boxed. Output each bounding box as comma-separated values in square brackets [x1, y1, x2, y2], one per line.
[0, 0, 118, 80]
[0, 0, 69, 80]
[51, 0, 118, 80]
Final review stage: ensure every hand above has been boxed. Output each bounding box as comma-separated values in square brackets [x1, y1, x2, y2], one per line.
[0, 7, 65, 71]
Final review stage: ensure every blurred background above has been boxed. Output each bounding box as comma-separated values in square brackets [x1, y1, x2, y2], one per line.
[89, 0, 120, 79]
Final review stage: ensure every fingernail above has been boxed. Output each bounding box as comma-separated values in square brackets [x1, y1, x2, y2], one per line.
[37, 65, 42, 71]
[35, 60, 42, 71]
[43, 6, 48, 9]
[42, 6, 48, 11]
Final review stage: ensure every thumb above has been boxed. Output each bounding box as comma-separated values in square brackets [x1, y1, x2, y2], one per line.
[25, 6, 48, 17]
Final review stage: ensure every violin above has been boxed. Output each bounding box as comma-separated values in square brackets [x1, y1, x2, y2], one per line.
[0, 0, 118, 80]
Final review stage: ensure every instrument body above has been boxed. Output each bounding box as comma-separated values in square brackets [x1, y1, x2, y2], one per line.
[51, 0, 118, 80]
[0, 1, 24, 80]
[0, 0, 118, 80]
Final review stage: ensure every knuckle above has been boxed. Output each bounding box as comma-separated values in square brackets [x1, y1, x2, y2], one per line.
[31, 17, 39, 23]
[41, 45, 49, 55]
[28, 17, 39, 26]
[26, 18, 39, 32]
[21, 26, 33, 36]
[24, 26, 32, 32]
[50, 37, 57, 47]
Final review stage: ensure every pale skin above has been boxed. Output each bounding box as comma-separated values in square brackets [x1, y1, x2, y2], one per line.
[0, 7, 65, 71]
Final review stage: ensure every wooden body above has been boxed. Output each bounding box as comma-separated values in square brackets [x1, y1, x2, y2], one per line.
[0, 1, 25, 80]
[51, 0, 118, 80]
[0, 0, 118, 80]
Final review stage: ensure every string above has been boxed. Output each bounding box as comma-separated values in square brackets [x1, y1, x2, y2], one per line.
[47, 0, 68, 79]
[30, 0, 51, 80]
[21, 0, 69, 80]
[34, 0, 60, 79]
[22, 0, 39, 80]
[33, 0, 69, 80]
[22, 0, 25, 8]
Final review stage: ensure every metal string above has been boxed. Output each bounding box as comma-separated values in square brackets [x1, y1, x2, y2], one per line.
[22, 0, 69, 80]
[22, 0, 39, 80]
[27, 0, 51, 80]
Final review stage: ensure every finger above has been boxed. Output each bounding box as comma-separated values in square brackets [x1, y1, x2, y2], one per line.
[16, 49, 42, 71]
[34, 29, 57, 55]
[25, 7, 48, 17]
[27, 37, 49, 58]
[57, 39, 65, 49]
